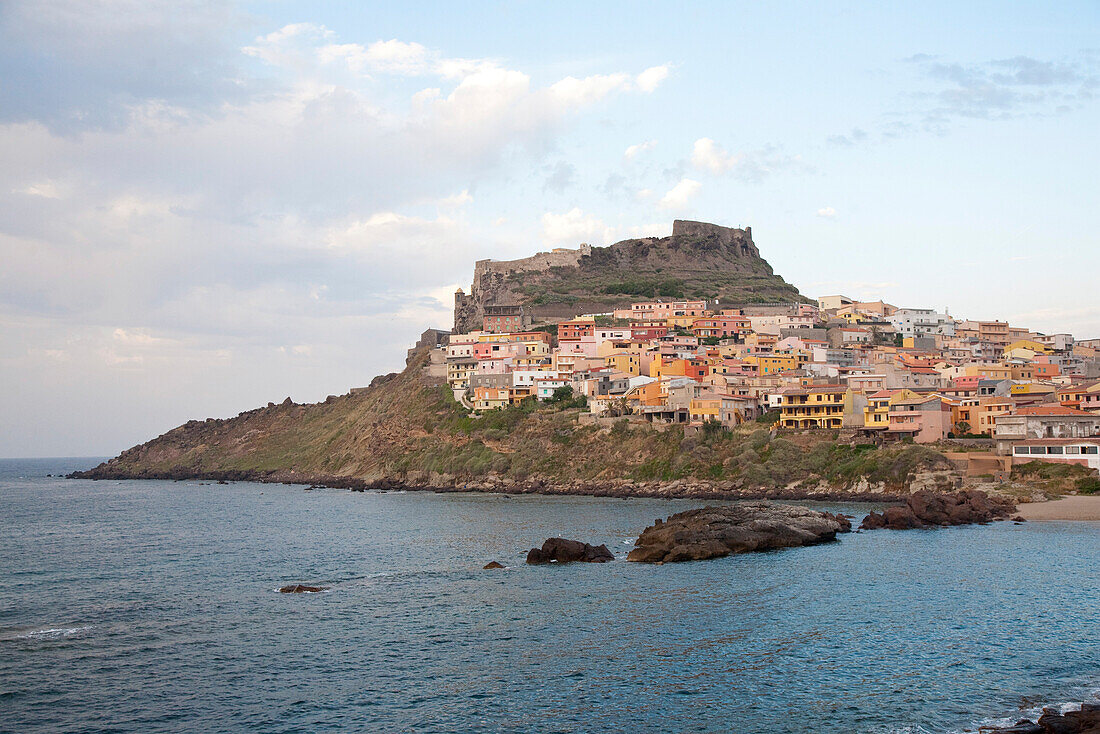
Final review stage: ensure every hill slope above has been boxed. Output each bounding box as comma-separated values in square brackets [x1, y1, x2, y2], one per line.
[454, 220, 806, 331]
[76, 350, 954, 499]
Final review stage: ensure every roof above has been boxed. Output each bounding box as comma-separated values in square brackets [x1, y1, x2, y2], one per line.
[1014, 437, 1100, 445]
[781, 385, 848, 395]
[893, 395, 942, 406]
[1015, 405, 1095, 416]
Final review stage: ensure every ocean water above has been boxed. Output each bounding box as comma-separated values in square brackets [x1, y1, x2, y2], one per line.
[0, 458, 1097, 734]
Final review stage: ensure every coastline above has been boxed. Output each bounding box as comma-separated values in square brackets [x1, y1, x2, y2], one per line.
[1015, 495, 1100, 522]
[68, 466, 913, 503]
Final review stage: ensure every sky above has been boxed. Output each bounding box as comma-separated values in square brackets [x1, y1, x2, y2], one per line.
[2, 1, 1099, 458]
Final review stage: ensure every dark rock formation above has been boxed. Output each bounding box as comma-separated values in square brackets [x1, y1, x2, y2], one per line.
[483, 561, 504, 569]
[985, 703, 1100, 733]
[860, 489, 1015, 530]
[278, 584, 327, 593]
[627, 502, 851, 563]
[525, 538, 614, 564]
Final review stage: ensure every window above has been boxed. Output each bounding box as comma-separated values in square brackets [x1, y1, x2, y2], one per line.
[1066, 446, 1081, 455]
[1049, 446, 1064, 454]
[1014, 447, 1028, 455]
[1084, 446, 1099, 455]
[1029, 446, 1047, 454]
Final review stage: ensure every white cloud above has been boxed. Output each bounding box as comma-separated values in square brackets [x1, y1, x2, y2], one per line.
[17, 181, 62, 198]
[549, 73, 632, 106]
[636, 65, 670, 93]
[816, 207, 837, 219]
[691, 137, 740, 174]
[624, 139, 657, 160]
[316, 38, 431, 74]
[690, 137, 804, 181]
[541, 209, 617, 247]
[658, 178, 701, 210]
[438, 189, 473, 207]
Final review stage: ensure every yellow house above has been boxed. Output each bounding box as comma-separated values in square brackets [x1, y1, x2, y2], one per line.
[863, 389, 924, 429]
[689, 397, 722, 421]
[1003, 339, 1051, 357]
[1010, 382, 1056, 396]
[964, 363, 1012, 381]
[779, 385, 848, 429]
[634, 380, 667, 407]
[973, 395, 1013, 435]
[473, 386, 510, 411]
[605, 351, 642, 376]
[748, 353, 801, 375]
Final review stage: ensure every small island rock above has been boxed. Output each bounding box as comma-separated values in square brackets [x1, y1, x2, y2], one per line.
[278, 584, 327, 593]
[526, 538, 614, 564]
[627, 502, 851, 563]
[483, 561, 505, 569]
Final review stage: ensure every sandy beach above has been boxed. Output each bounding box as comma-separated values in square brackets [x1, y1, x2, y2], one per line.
[1015, 495, 1100, 522]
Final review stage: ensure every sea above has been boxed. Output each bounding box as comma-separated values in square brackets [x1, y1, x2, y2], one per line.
[1, 457, 1097, 734]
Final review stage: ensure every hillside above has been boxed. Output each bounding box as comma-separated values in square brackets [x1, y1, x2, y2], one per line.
[75, 349, 954, 499]
[454, 220, 806, 331]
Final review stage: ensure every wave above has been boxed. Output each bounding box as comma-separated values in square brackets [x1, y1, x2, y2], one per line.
[1, 625, 93, 641]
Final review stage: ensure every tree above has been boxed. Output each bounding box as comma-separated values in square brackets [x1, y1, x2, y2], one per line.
[607, 397, 633, 417]
[954, 421, 971, 436]
[546, 385, 574, 403]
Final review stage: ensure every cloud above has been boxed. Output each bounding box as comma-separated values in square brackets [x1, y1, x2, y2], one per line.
[635, 65, 670, 93]
[319, 38, 432, 75]
[691, 137, 738, 174]
[0, 9, 677, 455]
[906, 53, 1099, 122]
[816, 207, 837, 219]
[826, 128, 868, 147]
[658, 178, 701, 210]
[541, 208, 617, 246]
[438, 190, 473, 207]
[624, 139, 657, 160]
[690, 138, 802, 181]
[543, 161, 576, 193]
[0, 0, 254, 134]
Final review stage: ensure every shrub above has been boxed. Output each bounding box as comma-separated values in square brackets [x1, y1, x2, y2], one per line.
[1076, 476, 1100, 495]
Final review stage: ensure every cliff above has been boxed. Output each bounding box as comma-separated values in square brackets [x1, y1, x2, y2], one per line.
[75, 348, 955, 499]
[454, 220, 805, 332]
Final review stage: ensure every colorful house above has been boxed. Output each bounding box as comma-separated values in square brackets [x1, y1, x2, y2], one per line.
[779, 385, 848, 429]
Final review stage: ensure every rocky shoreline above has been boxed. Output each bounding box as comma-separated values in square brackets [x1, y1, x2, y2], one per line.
[68, 465, 949, 504]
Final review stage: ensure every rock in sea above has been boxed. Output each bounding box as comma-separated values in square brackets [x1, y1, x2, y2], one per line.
[483, 561, 505, 569]
[526, 538, 614, 564]
[859, 489, 1015, 530]
[627, 502, 851, 564]
[984, 701, 1100, 733]
[278, 584, 327, 593]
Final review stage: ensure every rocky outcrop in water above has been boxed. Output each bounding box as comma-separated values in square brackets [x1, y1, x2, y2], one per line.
[627, 502, 851, 563]
[525, 538, 614, 564]
[859, 489, 1015, 530]
[483, 561, 505, 569]
[278, 584, 327, 593]
[985, 702, 1100, 733]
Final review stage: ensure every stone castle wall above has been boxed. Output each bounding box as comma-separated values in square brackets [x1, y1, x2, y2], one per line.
[472, 244, 592, 290]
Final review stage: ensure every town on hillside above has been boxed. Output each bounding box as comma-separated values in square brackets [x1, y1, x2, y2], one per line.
[413, 296, 1100, 474]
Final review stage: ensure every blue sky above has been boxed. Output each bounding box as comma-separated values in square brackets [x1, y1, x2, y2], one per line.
[1, 1, 1098, 457]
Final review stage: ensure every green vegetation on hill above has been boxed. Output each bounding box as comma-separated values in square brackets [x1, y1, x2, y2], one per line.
[80, 349, 951, 494]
